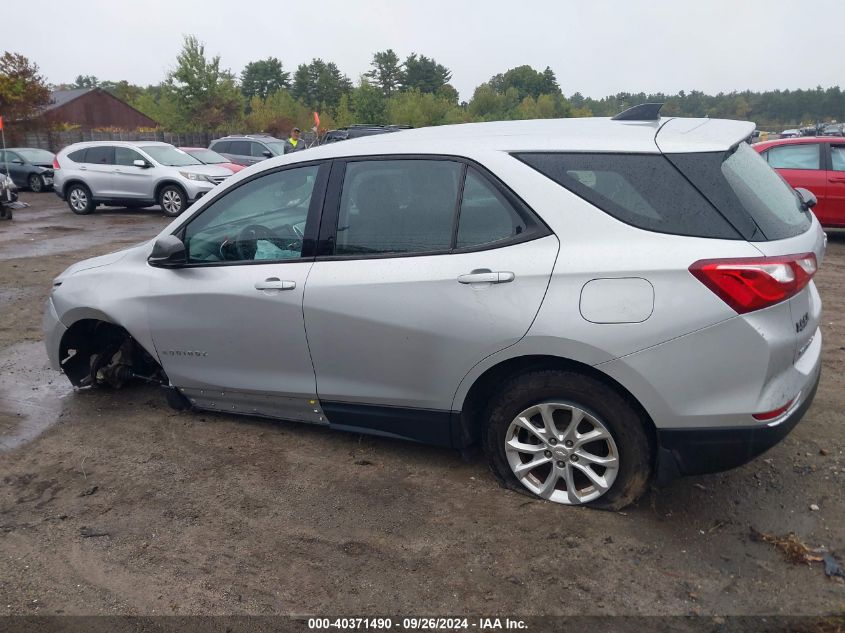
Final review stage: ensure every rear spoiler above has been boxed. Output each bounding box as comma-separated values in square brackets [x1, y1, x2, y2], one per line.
[656, 118, 757, 153]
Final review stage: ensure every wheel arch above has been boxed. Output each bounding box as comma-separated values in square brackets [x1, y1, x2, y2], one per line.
[61, 179, 90, 198]
[154, 179, 187, 201]
[454, 354, 657, 451]
[58, 315, 163, 387]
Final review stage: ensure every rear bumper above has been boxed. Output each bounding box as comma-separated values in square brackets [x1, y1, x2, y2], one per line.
[655, 363, 820, 484]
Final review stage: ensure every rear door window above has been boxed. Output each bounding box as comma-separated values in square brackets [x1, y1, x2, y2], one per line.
[765, 144, 821, 170]
[456, 168, 530, 248]
[228, 141, 250, 156]
[84, 146, 114, 165]
[335, 160, 462, 255]
[514, 152, 740, 239]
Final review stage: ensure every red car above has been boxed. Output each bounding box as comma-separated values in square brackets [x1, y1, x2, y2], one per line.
[179, 147, 245, 174]
[753, 137, 845, 227]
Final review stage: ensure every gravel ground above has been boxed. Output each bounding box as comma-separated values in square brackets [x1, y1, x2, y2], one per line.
[0, 192, 843, 618]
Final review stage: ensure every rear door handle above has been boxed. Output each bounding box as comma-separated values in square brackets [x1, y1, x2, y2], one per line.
[254, 277, 296, 291]
[457, 270, 515, 284]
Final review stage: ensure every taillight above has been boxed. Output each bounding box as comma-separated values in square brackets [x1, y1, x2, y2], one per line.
[689, 253, 817, 314]
[52, 157, 60, 169]
[753, 398, 795, 421]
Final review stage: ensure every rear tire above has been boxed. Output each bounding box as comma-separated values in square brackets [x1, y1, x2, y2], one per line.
[158, 185, 187, 217]
[28, 174, 44, 193]
[483, 370, 652, 510]
[66, 183, 94, 215]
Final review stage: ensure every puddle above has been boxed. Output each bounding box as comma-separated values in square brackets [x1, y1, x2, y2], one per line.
[0, 341, 73, 451]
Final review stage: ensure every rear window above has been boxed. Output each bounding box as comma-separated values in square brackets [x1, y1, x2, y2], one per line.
[668, 143, 811, 241]
[514, 152, 740, 239]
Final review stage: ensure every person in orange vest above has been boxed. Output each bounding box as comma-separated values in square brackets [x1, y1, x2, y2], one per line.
[283, 127, 306, 154]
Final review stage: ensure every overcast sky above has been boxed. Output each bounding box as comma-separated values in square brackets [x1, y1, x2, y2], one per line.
[6, 0, 841, 101]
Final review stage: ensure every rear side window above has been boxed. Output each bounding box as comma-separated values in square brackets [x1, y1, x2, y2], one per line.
[84, 146, 114, 165]
[668, 143, 810, 241]
[67, 149, 87, 162]
[831, 145, 845, 171]
[764, 144, 821, 170]
[457, 168, 529, 248]
[514, 152, 740, 239]
[211, 140, 230, 153]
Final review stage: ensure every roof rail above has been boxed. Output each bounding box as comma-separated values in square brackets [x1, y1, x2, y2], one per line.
[611, 103, 665, 121]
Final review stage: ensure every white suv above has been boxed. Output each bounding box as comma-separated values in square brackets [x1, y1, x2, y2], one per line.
[43, 106, 824, 509]
[53, 141, 233, 216]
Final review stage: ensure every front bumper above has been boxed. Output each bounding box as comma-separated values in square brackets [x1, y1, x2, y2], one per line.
[43, 296, 66, 372]
[655, 363, 821, 484]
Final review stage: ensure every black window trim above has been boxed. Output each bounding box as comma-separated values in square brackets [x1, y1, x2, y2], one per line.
[164, 159, 332, 268]
[315, 154, 552, 262]
[763, 141, 824, 171]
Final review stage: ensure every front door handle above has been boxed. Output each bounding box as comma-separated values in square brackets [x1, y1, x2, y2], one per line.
[254, 278, 296, 291]
[457, 270, 515, 284]
[829, 177, 845, 183]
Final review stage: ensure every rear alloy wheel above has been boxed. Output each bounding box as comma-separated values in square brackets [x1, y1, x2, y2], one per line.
[484, 370, 652, 510]
[67, 184, 94, 215]
[158, 185, 186, 217]
[504, 402, 620, 504]
[28, 173, 44, 193]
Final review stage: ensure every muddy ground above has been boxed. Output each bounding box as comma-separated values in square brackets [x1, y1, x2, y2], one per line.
[0, 192, 843, 617]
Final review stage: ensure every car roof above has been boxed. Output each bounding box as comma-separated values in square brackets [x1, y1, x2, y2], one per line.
[59, 140, 174, 151]
[285, 116, 755, 161]
[6, 147, 54, 152]
[752, 136, 836, 151]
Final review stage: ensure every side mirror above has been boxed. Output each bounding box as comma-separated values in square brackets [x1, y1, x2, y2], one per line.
[262, 150, 272, 158]
[795, 187, 817, 209]
[133, 159, 150, 168]
[148, 235, 187, 268]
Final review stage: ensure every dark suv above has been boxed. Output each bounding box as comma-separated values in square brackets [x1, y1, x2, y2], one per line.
[321, 124, 410, 144]
[208, 134, 287, 166]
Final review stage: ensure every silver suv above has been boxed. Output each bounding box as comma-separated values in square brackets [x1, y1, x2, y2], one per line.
[209, 134, 287, 166]
[43, 107, 825, 509]
[53, 141, 233, 217]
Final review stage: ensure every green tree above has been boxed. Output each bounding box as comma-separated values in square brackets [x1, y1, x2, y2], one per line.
[334, 93, 354, 128]
[241, 57, 290, 101]
[292, 59, 352, 110]
[245, 89, 310, 135]
[100, 80, 143, 103]
[162, 35, 243, 131]
[386, 88, 463, 127]
[401, 54, 451, 93]
[0, 52, 51, 122]
[365, 49, 403, 97]
[351, 79, 387, 124]
[489, 65, 559, 100]
[72, 74, 99, 89]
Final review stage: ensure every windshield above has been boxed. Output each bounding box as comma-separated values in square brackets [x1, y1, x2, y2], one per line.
[265, 142, 287, 155]
[141, 145, 203, 167]
[16, 149, 55, 163]
[185, 148, 227, 164]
